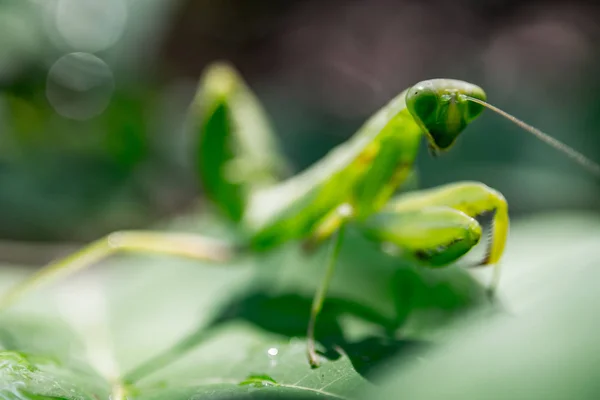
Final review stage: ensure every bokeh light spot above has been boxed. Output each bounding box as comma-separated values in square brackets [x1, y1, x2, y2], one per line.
[46, 52, 114, 120]
[55, 0, 127, 52]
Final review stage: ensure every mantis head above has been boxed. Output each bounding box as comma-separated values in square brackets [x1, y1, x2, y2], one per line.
[406, 79, 486, 155]
[406, 78, 600, 177]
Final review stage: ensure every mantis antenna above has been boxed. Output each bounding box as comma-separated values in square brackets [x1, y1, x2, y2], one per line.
[462, 95, 600, 178]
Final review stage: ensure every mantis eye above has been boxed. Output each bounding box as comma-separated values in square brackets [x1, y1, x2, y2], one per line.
[406, 88, 438, 120]
[465, 93, 486, 123]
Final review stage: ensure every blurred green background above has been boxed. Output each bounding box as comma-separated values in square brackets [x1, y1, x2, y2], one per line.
[0, 0, 598, 251]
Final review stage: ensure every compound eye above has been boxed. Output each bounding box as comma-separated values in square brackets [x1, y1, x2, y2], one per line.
[407, 88, 439, 123]
[462, 86, 487, 122]
[465, 96, 485, 122]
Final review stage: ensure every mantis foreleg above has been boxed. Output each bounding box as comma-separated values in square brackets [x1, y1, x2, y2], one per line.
[386, 182, 508, 266]
[363, 181, 508, 294]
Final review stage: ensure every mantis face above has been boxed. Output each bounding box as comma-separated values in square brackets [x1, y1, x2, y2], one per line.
[406, 79, 487, 154]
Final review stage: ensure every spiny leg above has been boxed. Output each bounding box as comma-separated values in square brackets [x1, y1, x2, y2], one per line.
[307, 204, 352, 368]
[385, 181, 509, 293]
[0, 231, 235, 310]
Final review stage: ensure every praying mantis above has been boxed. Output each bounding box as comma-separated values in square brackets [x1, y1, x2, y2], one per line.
[1, 62, 598, 369]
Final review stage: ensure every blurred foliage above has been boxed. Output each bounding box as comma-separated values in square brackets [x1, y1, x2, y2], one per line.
[0, 0, 188, 241]
[0, 0, 598, 242]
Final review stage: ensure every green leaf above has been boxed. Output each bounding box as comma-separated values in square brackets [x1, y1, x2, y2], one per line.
[368, 212, 600, 400]
[132, 322, 372, 399]
[0, 208, 491, 399]
[0, 315, 110, 400]
[6, 209, 593, 399]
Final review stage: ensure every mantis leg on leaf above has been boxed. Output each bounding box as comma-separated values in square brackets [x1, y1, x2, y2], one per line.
[1, 62, 598, 371]
[0, 231, 235, 310]
[306, 203, 353, 367]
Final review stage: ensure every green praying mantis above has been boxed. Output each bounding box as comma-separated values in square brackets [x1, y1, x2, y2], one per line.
[0, 62, 598, 368]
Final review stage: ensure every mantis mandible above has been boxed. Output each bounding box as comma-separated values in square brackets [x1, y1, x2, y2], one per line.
[1, 62, 598, 369]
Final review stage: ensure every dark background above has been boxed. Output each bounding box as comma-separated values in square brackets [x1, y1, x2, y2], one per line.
[0, 0, 598, 252]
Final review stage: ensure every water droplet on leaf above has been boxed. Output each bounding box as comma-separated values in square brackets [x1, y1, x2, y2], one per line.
[239, 374, 278, 388]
